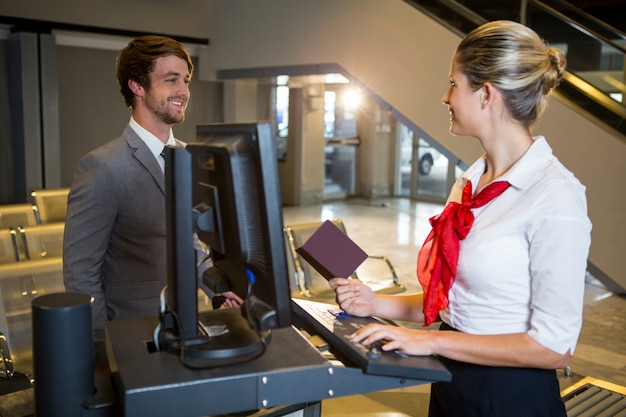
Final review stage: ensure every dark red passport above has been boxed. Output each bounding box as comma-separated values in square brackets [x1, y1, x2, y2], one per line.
[295, 220, 368, 280]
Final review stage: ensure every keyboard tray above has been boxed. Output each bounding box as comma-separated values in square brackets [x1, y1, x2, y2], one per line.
[292, 298, 451, 382]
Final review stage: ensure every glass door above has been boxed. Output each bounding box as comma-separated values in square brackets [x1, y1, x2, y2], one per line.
[323, 84, 360, 200]
[395, 122, 460, 203]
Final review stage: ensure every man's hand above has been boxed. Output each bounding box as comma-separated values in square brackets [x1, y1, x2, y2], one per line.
[213, 291, 244, 309]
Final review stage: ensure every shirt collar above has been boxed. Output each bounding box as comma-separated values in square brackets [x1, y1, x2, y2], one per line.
[128, 116, 176, 158]
[461, 136, 554, 191]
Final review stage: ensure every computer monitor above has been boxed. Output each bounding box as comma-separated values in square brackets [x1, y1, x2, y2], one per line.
[159, 122, 291, 368]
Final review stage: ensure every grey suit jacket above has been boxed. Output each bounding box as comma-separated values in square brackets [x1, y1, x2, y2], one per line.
[64, 125, 180, 342]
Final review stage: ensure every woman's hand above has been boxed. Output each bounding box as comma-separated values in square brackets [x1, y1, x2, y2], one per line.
[328, 277, 378, 317]
[349, 323, 437, 356]
[351, 323, 573, 369]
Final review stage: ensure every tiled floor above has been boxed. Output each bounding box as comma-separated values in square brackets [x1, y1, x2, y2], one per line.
[282, 197, 626, 416]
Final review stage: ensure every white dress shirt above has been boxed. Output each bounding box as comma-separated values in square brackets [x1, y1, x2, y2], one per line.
[128, 116, 177, 172]
[439, 136, 592, 355]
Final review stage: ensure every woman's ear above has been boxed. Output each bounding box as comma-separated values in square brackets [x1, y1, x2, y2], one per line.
[480, 82, 497, 108]
[480, 83, 490, 105]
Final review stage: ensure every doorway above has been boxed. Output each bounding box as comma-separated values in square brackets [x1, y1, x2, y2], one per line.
[395, 122, 460, 203]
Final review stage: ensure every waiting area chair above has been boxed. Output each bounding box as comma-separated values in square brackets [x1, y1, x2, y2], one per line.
[0, 205, 38, 230]
[284, 219, 405, 302]
[17, 223, 65, 261]
[0, 329, 33, 396]
[0, 230, 20, 264]
[0, 208, 67, 378]
[0, 257, 65, 375]
[31, 188, 69, 225]
[0, 224, 65, 265]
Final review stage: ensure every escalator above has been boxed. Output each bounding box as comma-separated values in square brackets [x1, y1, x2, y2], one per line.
[404, 0, 626, 138]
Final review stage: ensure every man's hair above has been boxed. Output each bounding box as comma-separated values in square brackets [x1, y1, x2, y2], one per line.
[116, 35, 194, 109]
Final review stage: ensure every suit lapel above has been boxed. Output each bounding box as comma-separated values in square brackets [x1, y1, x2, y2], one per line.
[123, 126, 166, 196]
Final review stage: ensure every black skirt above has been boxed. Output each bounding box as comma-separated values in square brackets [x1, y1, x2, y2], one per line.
[428, 322, 567, 417]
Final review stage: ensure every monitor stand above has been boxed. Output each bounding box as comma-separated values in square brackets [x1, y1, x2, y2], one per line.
[159, 309, 266, 368]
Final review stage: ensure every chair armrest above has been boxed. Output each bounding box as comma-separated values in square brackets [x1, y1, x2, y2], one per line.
[366, 255, 400, 284]
[0, 331, 15, 379]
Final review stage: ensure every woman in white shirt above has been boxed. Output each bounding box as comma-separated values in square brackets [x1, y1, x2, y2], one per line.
[329, 20, 592, 417]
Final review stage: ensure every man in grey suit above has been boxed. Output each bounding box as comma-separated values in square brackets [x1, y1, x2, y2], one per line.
[63, 36, 240, 368]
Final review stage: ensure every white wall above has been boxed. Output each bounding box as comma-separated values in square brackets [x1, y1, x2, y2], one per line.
[204, 0, 626, 290]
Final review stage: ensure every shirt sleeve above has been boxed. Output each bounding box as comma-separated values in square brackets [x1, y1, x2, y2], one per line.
[526, 180, 592, 355]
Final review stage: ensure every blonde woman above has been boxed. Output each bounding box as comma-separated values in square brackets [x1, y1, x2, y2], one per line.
[330, 20, 591, 416]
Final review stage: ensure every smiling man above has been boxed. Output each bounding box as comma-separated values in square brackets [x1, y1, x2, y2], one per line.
[63, 36, 194, 368]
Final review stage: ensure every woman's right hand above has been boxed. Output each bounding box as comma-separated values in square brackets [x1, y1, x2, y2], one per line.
[328, 277, 378, 317]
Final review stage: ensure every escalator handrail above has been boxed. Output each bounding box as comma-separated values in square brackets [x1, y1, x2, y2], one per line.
[529, 0, 626, 55]
[529, 0, 625, 41]
[561, 72, 626, 119]
[432, 0, 486, 27]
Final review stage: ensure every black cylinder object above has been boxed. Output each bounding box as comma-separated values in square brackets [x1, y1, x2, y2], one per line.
[32, 292, 94, 417]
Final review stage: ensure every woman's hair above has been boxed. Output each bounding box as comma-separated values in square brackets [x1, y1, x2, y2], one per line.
[116, 35, 194, 109]
[455, 20, 566, 128]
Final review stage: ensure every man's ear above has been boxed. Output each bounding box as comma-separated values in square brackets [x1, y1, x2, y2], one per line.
[128, 79, 144, 97]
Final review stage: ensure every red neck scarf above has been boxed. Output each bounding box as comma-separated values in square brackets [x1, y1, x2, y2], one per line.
[417, 180, 510, 326]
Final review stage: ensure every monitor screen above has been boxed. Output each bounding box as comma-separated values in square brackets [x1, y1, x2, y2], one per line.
[160, 122, 291, 368]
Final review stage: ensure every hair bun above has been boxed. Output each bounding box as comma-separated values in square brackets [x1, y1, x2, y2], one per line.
[544, 48, 566, 94]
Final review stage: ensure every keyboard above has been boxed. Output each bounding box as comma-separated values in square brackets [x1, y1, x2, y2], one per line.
[292, 298, 451, 382]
